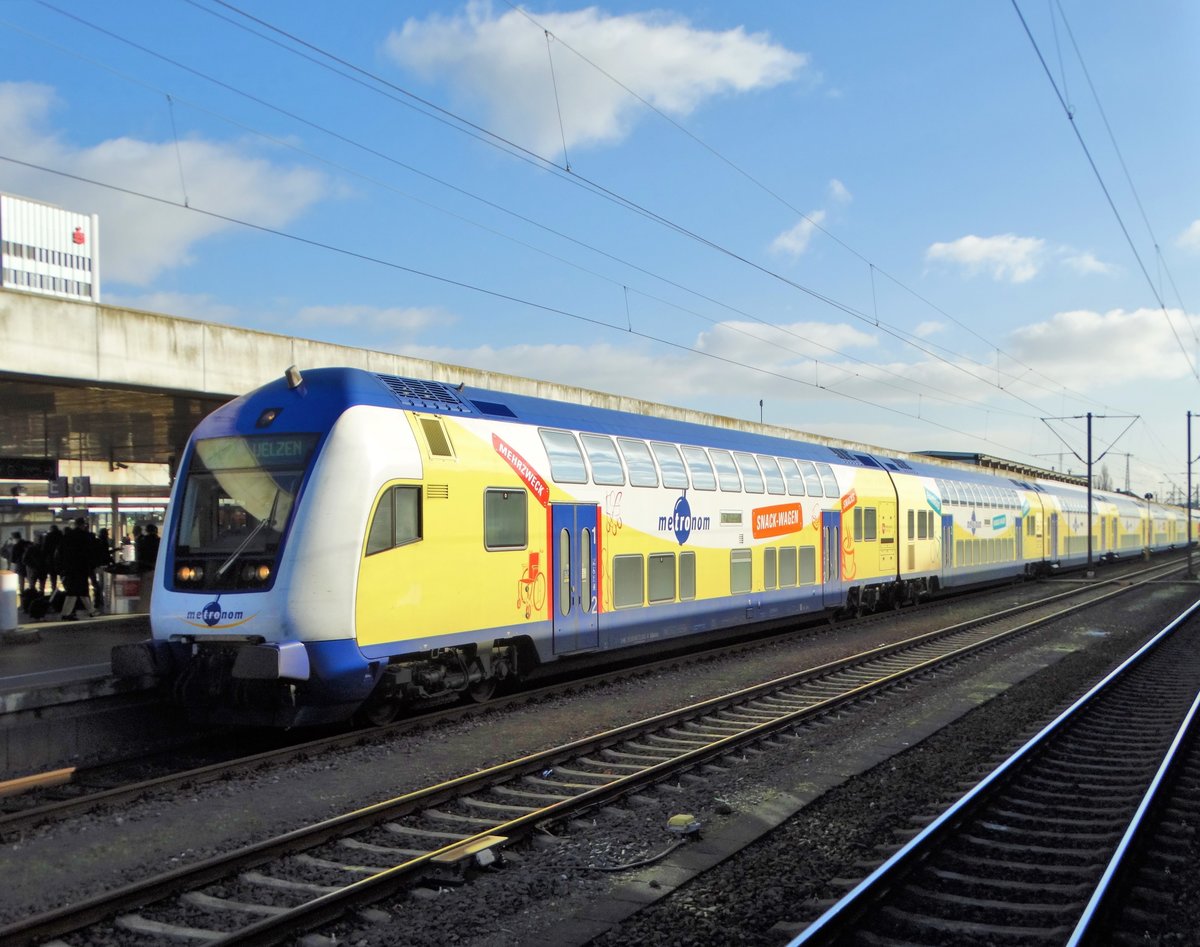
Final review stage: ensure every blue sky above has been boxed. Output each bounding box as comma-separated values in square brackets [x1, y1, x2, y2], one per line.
[3, 1, 1198, 498]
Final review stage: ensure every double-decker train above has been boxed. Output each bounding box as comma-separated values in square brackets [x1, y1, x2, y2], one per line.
[112, 366, 1190, 726]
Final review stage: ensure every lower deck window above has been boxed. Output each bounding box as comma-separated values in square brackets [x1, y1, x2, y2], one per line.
[648, 553, 676, 603]
[366, 485, 422, 555]
[799, 546, 816, 584]
[764, 547, 777, 590]
[613, 554, 644, 608]
[730, 549, 751, 594]
[485, 488, 528, 549]
[680, 551, 696, 600]
[779, 546, 798, 588]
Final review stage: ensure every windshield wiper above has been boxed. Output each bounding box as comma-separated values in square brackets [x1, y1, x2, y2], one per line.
[217, 489, 280, 578]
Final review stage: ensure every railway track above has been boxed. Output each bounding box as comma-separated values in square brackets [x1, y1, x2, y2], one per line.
[0, 556, 1178, 837]
[788, 593, 1200, 946]
[0, 559, 1183, 946]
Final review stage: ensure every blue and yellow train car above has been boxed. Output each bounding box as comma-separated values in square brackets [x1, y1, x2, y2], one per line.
[111, 368, 1187, 726]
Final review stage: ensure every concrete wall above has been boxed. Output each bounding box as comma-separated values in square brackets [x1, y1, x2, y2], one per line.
[0, 288, 897, 456]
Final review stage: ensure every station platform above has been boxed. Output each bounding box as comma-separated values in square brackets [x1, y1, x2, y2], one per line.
[1, 612, 168, 778]
[1, 613, 152, 709]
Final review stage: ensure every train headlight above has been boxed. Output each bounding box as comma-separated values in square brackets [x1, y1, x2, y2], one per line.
[240, 562, 272, 583]
[177, 564, 205, 583]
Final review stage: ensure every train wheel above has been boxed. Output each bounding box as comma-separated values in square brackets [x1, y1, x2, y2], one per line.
[358, 698, 403, 727]
[468, 678, 497, 703]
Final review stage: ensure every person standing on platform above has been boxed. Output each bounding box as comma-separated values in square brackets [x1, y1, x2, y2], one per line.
[58, 517, 99, 619]
[43, 523, 63, 594]
[9, 532, 30, 591]
[136, 524, 160, 573]
[22, 535, 47, 596]
[91, 527, 113, 611]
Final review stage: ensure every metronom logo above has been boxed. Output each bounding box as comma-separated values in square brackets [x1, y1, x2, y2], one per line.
[658, 494, 710, 545]
[189, 599, 246, 626]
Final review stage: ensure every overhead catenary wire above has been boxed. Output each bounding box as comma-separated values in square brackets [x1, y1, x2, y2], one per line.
[496, 0, 1118, 417]
[18, 3, 1103, 427]
[0, 16, 1048, 423]
[1011, 0, 1199, 384]
[179, 0, 1111, 421]
[0, 151, 1050, 460]
[1051, 0, 1192, 324]
[19, 3, 1180, 480]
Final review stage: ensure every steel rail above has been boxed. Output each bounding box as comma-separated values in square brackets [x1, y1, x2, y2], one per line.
[787, 593, 1200, 946]
[0, 561, 1183, 945]
[4, 557, 1176, 834]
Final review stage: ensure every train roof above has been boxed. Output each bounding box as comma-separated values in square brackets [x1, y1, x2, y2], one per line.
[235, 367, 1046, 487]
[204, 368, 1190, 516]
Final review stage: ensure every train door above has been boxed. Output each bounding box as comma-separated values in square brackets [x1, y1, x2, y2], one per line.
[941, 515, 954, 573]
[1048, 513, 1059, 560]
[822, 511, 842, 607]
[878, 500, 897, 574]
[1016, 517, 1023, 561]
[551, 504, 599, 654]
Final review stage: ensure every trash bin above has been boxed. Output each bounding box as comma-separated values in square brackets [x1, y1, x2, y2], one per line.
[0, 570, 17, 632]
[112, 573, 141, 614]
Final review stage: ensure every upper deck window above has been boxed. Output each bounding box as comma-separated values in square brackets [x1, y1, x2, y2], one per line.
[681, 447, 717, 491]
[539, 429, 587, 484]
[650, 442, 689, 489]
[617, 438, 658, 487]
[580, 434, 625, 486]
[709, 450, 742, 492]
[816, 463, 840, 497]
[778, 458, 806, 496]
[797, 461, 823, 496]
[733, 452, 765, 494]
[757, 455, 786, 495]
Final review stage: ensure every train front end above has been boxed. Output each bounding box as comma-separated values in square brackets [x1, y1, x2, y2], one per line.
[113, 368, 391, 726]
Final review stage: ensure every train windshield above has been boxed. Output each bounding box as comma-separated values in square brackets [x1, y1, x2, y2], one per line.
[171, 433, 319, 591]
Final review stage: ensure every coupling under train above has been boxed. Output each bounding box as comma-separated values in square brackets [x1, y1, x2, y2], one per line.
[113, 367, 1190, 726]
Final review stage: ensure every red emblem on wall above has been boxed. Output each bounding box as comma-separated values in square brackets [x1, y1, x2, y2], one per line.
[72, 227, 86, 245]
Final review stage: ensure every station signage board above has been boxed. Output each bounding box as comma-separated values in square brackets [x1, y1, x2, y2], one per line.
[0, 457, 56, 480]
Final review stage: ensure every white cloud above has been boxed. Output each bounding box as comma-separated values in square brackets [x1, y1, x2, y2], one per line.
[1008, 307, 1200, 387]
[925, 233, 1045, 283]
[913, 321, 944, 338]
[385, 2, 806, 157]
[770, 210, 826, 257]
[1178, 220, 1200, 252]
[696, 319, 877, 364]
[1062, 250, 1115, 275]
[828, 179, 851, 203]
[0, 81, 326, 285]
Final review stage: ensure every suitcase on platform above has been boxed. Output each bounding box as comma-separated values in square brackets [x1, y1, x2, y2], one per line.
[28, 595, 49, 620]
[21, 590, 49, 620]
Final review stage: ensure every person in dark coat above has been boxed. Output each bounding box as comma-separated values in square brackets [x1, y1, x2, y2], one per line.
[9, 533, 31, 591]
[22, 537, 47, 596]
[58, 518, 99, 619]
[43, 523, 63, 594]
[135, 524, 160, 572]
[91, 527, 113, 609]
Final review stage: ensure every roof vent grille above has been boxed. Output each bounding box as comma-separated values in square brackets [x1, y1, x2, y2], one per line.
[375, 375, 472, 413]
